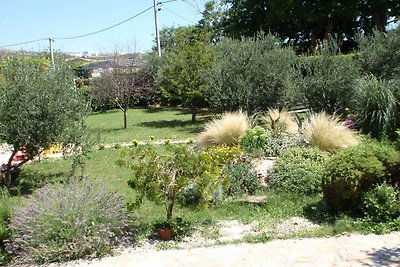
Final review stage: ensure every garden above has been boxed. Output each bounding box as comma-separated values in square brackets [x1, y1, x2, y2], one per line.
[1, 25, 400, 267]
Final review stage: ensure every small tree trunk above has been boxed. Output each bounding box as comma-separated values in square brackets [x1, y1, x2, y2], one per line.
[310, 30, 318, 55]
[123, 109, 127, 129]
[5, 170, 12, 187]
[373, 10, 387, 32]
[324, 21, 333, 40]
[4, 150, 17, 187]
[191, 107, 197, 123]
[166, 201, 174, 221]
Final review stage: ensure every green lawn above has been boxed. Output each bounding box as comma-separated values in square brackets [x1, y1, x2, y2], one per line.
[18, 147, 361, 243]
[86, 108, 211, 144]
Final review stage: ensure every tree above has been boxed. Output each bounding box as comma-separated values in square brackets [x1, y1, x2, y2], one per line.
[92, 54, 154, 128]
[204, 34, 299, 113]
[156, 26, 215, 122]
[118, 145, 223, 221]
[297, 41, 361, 115]
[356, 28, 400, 79]
[0, 56, 87, 187]
[220, 0, 399, 53]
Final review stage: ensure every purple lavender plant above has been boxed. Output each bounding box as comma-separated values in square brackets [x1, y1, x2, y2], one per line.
[7, 179, 134, 264]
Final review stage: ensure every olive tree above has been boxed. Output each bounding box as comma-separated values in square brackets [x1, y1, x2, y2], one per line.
[204, 34, 299, 113]
[0, 57, 87, 187]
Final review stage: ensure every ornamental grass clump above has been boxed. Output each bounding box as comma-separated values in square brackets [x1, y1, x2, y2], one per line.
[197, 111, 249, 148]
[8, 179, 133, 264]
[264, 108, 299, 134]
[303, 112, 359, 152]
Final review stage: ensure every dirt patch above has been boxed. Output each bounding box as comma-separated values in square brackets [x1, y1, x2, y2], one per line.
[276, 216, 320, 236]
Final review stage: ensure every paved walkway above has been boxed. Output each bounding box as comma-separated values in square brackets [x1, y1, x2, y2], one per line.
[69, 232, 400, 267]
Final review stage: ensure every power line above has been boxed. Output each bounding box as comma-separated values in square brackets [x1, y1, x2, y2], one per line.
[163, 6, 196, 24]
[0, 38, 48, 49]
[0, 5, 154, 48]
[55, 6, 153, 40]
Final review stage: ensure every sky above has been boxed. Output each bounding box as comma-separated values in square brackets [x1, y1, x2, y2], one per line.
[0, 0, 204, 53]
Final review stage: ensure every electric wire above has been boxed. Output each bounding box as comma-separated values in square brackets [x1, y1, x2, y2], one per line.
[54, 6, 153, 40]
[0, 5, 154, 48]
[163, 6, 196, 24]
[0, 38, 49, 49]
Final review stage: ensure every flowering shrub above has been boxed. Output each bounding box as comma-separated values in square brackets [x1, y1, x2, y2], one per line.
[8, 179, 133, 264]
[42, 143, 62, 156]
[200, 145, 242, 167]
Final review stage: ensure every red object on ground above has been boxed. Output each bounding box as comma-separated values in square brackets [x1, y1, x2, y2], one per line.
[13, 151, 28, 162]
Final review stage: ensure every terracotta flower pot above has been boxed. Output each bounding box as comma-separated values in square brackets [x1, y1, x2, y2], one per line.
[158, 228, 174, 240]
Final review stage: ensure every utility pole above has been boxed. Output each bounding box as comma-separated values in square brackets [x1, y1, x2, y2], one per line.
[49, 38, 55, 68]
[153, 0, 161, 57]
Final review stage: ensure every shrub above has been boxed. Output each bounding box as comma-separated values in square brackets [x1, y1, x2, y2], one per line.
[0, 188, 12, 263]
[119, 145, 223, 221]
[269, 147, 330, 195]
[263, 132, 305, 157]
[8, 179, 132, 264]
[204, 34, 300, 113]
[239, 126, 270, 155]
[303, 112, 359, 152]
[297, 42, 360, 115]
[354, 76, 399, 139]
[201, 145, 242, 167]
[322, 142, 400, 213]
[361, 183, 400, 223]
[197, 111, 249, 148]
[223, 158, 260, 196]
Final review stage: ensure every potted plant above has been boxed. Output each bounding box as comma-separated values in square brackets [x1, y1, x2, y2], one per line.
[155, 220, 174, 240]
[118, 145, 222, 240]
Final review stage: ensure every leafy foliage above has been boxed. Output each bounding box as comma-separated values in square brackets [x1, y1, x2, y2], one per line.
[239, 126, 270, 155]
[223, 157, 260, 196]
[0, 188, 12, 263]
[220, 0, 397, 51]
[204, 34, 299, 113]
[263, 132, 305, 157]
[354, 76, 399, 139]
[269, 147, 330, 195]
[361, 183, 400, 223]
[0, 56, 87, 186]
[303, 112, 359, 152]
[8, 179, 133, 264]
[357, 29, 400, 79]
[156, 26, 214, 121]
[197, 111, 249, 148]
[119, 145, 223, 221]
[297, 43, 360, 115]
[322, 142, 400, 213]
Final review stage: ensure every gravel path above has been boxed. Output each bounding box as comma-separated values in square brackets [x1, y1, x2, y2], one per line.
[51, 232, 400, 267]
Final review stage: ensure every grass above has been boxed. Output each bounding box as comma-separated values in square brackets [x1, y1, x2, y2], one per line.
[14, 147, 364, 244]
[86, 108, 211, 144]
[303, 112, 359, 152]
[0, 108, 380, 262]
[197, 111, 249, 148]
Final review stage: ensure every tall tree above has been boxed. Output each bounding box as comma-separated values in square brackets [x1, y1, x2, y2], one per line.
[156, 26, 214, 122]
[220, 0, 399, 52]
